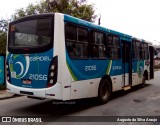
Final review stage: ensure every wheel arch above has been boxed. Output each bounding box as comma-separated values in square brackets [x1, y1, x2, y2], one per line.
[100, 75, 113, 92]
[97, 75, 113, 104]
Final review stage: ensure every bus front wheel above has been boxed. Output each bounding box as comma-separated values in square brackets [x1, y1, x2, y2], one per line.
[98, 79, 111, 104]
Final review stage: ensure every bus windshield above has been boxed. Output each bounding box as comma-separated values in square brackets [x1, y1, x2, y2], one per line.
[9, 18, 52, 49]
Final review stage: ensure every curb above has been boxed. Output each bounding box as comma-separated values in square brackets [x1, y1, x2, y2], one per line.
[0, 94, 16, 100]
[0, 90, 23, 100]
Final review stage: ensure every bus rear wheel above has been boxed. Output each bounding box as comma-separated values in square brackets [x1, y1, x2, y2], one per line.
[142, 71, 148, 88]
[98, 79, 111, 104]
[141, 76, 146, 88]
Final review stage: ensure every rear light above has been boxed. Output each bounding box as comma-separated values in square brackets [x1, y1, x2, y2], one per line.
[6, 62, 11, 82]
[47, 56, 58, 88]
[51, 65, 55, 70]
[50, 72, 54, 77]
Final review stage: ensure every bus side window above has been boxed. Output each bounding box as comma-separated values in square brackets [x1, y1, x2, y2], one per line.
[65, 24, 77, 58]
[67, 43, 77, 58]
[65, 24, 89, 59]
[141, 43, 149, 60]
[77, 27, 89, 58]
[140, 43, 144, 59]
[107, 35, 112, 58]
[144, 43, 149, 59]
[136, 42, 141, 59]
[107, 35, 120, 60]
[91, 31, 106, 59]
[132, 40, 140, 59]
[92, 45, 99, 58]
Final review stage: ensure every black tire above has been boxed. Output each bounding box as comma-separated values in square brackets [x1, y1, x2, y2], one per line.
[98, 79, 112, 104]
[141, 76, 146, 88]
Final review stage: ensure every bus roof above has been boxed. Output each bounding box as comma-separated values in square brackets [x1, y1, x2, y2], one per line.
[11, 12, 146, 42]
[9, 13, 54, 24]
[64, 13, 132, 40]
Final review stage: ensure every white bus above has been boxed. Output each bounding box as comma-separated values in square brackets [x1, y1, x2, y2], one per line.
[6, 13, 154, 104]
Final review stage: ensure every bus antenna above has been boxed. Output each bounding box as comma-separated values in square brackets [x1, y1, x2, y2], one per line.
[98, 14, 101, 25]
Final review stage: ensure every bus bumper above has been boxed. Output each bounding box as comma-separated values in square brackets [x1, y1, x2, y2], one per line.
[6, 82, 62, 100]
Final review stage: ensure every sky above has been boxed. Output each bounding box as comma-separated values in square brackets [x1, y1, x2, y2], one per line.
[0, 0, 37, 19]
[0, 0, 160, 45]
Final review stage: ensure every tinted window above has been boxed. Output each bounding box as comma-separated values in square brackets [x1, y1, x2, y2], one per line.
[65, 24, 89, 59]
[91, 31, 106, 59]
[65, 25, 76, 41]
[78, 28, 88, 42]
[132, 40, 140, 59]
[9, 19, 52, 48]
[141, 43, 148, 60]
[107, 35, 120, 59]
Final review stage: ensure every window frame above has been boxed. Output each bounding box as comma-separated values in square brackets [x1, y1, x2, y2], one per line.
[141, 42, 149, 60]
[8, 14, 54, 54]
[107, 34, 121, 60]
[132, 40, 141, 60]
[90, 30, 107, 59]
[65, 23, 89, 59]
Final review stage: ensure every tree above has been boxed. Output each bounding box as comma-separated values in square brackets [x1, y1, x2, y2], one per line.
[0, 0, 96, 54]
[0, 20, 8, 54]
[0, 31, 7, 54]
[12, 0, 97, 22]
[0, 20, 8, 32]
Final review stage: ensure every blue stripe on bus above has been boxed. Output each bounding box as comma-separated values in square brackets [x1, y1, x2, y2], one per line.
[66, 52, 124, 81]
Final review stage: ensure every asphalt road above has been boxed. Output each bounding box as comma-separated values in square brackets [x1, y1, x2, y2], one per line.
[1, 71, 160, 125]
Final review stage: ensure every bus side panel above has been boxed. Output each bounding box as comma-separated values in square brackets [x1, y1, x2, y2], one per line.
[70, 75, 124, 100]
[66, 55, 124, 99]
[66, 55, 114, 81]
[111, 75, 123, 92]
[132, 60, 144, 86]
[71, 79, 100, 99]
[54, 13, 72, 100]
[45, 82, 62, 99]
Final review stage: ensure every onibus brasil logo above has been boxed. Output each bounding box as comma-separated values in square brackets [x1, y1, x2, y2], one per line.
[9, 54, 30, 79]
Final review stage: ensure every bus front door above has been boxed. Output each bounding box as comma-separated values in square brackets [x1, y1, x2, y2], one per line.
[122, 41, 132, 90]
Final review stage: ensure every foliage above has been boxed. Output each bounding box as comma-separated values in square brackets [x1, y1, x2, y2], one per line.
[0, 19, 9, 54]
[0, 0, 97, 55]
[12, 0, 97, 22]
[0, 20, 8, 32]
[0, 31, 7, 54]
[0, 20, 8, 54]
